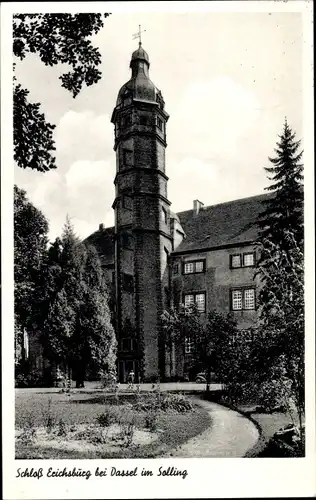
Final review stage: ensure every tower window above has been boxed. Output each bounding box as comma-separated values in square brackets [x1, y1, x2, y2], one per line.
[140, 115, 147, 126]
[122, 149, 133, 167]
[121, 114, 132, 128]
[161, 207, 168, 224]
[121, 232, 133, 249]
[122, 195, 133, 210]
[156, 117, 163, 130]
[122, 273, 134, 293]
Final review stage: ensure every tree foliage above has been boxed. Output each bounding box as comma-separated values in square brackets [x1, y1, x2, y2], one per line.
[254, 120, 305, 443]
[34, 217, 116, 385]
[13, 13, 110, 171]
[14, 185, 49, 331]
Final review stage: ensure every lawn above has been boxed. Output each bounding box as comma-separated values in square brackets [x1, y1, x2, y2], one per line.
[15, 390, 212, 459]
[235, 405, 302, 457]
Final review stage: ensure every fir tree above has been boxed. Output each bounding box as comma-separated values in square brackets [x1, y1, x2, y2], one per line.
[37, 218, 116, 386]
[255, 120, 304, 447]
[72, 244, 117, 387]
[256, 119, 304, 320]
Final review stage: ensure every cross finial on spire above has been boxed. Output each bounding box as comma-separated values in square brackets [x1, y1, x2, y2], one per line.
[132, 24, 146, 46]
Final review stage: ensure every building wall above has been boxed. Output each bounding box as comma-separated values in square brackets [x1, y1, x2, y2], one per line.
[171, 244, 260, 329]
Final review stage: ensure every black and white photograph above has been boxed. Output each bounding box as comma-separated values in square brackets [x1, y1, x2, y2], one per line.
[1, 1, 315, 499]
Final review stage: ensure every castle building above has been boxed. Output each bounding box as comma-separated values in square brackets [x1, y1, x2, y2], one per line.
[85, 43, 270, 383]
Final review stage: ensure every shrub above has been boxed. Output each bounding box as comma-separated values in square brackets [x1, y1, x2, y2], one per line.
[120, 422, 135, 447]
[19, 411, 36, 442]
[97, 410, 116, 428]
[42, 398, 56, 433]
[144, 411, 158, 432]
[15, 364, 45, 388]
[134, 393, 194, 414]
[96, 407, 124, 427]
[57, 418, 67, 437]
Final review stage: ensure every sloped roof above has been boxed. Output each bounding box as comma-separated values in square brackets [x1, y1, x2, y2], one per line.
[174, 193, 272, 254]
[84, 226, 115, 266]
[84, 193, 273, 261]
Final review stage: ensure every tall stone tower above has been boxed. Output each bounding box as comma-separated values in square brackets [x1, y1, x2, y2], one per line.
[111, 42, 171, 382]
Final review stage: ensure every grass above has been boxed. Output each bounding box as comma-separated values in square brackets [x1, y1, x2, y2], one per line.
[228, 403, 300, 457]
[15, 390, 211, 459]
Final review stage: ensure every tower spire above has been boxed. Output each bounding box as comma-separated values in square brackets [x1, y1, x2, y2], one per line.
[132, 24, 146, 46]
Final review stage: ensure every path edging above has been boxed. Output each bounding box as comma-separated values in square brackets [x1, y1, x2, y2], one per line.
[202, 393, 264, 457]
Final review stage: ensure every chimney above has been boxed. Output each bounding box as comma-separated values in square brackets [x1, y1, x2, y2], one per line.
[193, 199, 204, 216]
[99, 223, 104, 231]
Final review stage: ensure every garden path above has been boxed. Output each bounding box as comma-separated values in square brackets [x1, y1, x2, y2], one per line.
[168, 398, 259, 458]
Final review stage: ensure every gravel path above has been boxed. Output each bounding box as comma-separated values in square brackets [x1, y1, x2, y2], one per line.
[168, 398, 259, 458]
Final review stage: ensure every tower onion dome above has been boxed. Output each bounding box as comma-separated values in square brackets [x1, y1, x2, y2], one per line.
[116, 43, 160, 105]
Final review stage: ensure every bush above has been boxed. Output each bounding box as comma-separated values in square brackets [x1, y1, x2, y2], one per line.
[15, 367, 44, 388]
[134, 393, 194, 414]
[144, 411, 158, 431]
[96, 407, 124, 427]
[18, 411, 36, 443]
[57, 418, 67, 437]
[96, 410, 116, 428]
[259, 436, 304, 457]
[120, 421, 135, 447]
[42, 398, 56, 433]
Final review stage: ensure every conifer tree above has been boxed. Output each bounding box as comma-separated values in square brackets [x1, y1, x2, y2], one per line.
[255, 120, 304, 445]
[72, 244, 117, 387]
[37, 217, 117, 386]
[256, 119, 304, 324]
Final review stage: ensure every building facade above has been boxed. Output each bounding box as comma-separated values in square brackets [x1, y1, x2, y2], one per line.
[85, 43, 271, 383]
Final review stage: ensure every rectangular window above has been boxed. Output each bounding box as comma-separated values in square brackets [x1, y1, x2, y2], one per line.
[184, 262, 194, 274]
[120, 338, 136, 351]
[231, 254, 242, 268]
[161, 206, 168, 223]
[122, 114, 132, 128]
[157, 117, 163, 130]
[195, 293, 206, 312]
[121, 232, 133, 249]
[184, 292, 206, 313]
[232, 290, 243, 310]
[122, 273, 134, 293]
[183, 260, 205, 274]
[231, 288, 256, 311]
[184, 294, 195, 307]
[123, 148, 133, 167]
[185, 337, 194, 354]
[140, 115, 147, 126]
[195, 261, 204, 273]
[122, 195, 133, 210]
[173, 264, 179, 275]
[244, 289, 255, 309]
[230, 252, 255, 268]
[243, 253, 255, 267]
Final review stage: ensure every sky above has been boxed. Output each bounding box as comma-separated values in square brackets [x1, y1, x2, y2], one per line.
[14, 9, 303, 241]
